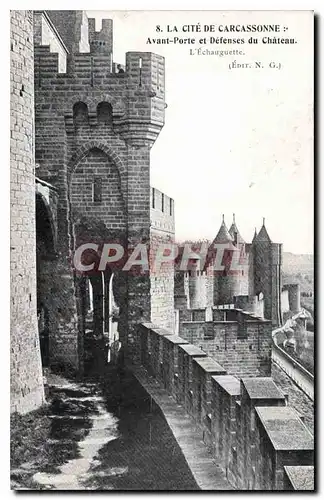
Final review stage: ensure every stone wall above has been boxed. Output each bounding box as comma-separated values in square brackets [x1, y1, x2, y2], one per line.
[88, 18, 113, 57]
[10, 10, 45, 413]
[150, 187, 175, 330]
[178, 308, 272, 378]
[137, 323, 314, 491]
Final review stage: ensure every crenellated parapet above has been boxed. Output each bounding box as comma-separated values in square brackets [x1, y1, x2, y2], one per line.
[88, 17, 113, 56]
[150, 187, 175, 331]
[178, 307, 272, 378]
[150, 187, 174, 234]
[138, 323, 314, 491]
[34, 42, 165, 147]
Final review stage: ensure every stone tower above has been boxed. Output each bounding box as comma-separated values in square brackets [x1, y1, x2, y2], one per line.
[33, 11, 166, 371]
[229, 214, 249, 296]
[10, 11, 45, 413]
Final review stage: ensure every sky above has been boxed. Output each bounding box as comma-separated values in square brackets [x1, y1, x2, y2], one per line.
[87, 10, 314, 253]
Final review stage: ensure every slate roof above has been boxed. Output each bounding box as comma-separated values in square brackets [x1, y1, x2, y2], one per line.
[256, 223, 271, 242]
[229, 215, 245, 244]
[213, 217, 233, 244]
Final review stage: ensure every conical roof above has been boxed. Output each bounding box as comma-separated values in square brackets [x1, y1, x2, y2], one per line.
[229, 214, 245, 244]
[252, 227, 258, 243]
[256, 218, 271, 242]
[187, 250, 201, 260]
[213, 215, 233, 243]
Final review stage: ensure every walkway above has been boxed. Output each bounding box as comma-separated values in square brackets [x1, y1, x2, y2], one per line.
[130, 364, 233, 490]
[12, 368, 203, 491]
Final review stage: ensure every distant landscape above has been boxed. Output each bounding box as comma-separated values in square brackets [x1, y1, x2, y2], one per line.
[282, 252, 314, 317]
[283, 252, 313, 276]
[282, 252, 314, 373]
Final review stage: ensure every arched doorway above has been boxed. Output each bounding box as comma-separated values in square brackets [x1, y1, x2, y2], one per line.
[80, 269, 120, 374]
[69, 145, 126, 374]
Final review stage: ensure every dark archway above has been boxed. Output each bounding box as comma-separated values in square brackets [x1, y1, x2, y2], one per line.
[79, 267, 121, 375]
[97, 101, 113, 126]
[36, 193, 56, 368]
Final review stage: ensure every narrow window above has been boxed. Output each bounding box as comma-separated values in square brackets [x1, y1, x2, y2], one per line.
[152, 188, 155, 208]
[139, 57, 142, 86]
[93, 177, 102, 203]
[73, 102, 89, 127]
[170, 198, 173, 216]
[251, 410, 256, 431]
[161, 193, 164, 212]
[97, 102, 112, 125]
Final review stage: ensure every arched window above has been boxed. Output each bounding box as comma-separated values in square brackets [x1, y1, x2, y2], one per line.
[73, 102, 89, 127]
[97, 102, 113, 125]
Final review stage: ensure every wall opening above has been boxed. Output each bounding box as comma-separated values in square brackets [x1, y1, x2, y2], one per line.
[36, 193, 56, 368]
[97, 101, 113, 125]
[92, 176, 102, 202]
[73, 101, 89, 127]
[82, 269, 120, 374]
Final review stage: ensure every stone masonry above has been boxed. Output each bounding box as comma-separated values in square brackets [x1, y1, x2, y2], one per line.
[138, 323, 314, 490]
[10, 10, 45, 413]
[32, 11, 167, 370]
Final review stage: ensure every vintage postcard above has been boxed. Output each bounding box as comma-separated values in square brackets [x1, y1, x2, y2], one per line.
[10, 9, 314, 491]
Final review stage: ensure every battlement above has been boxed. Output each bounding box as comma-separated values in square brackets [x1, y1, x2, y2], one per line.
[34, 45, 165, 147]
[137, 323, 314, 490]
[150, 187, 175, 234]
[33, 11, 166, 148]
[34, 43, 165, 85]
[150, 187, 173, 214]
[179, 306, 269, 324]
